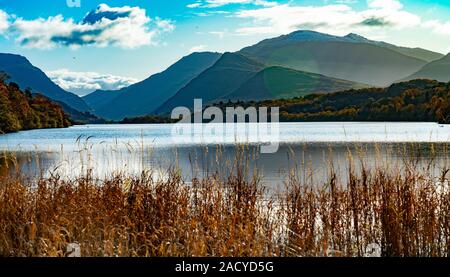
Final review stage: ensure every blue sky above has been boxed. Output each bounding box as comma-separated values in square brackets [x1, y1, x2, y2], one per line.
[0, 0, 449, 95]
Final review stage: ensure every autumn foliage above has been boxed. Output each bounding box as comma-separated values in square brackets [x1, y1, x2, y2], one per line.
[0, 80, 70, 133]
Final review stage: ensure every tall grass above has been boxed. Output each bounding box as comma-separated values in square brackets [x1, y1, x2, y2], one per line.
[0, 144, 448, 257]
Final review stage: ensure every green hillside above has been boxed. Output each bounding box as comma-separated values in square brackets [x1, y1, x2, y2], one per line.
[226, 66, 367, 101]
[156, 52, 266, 113]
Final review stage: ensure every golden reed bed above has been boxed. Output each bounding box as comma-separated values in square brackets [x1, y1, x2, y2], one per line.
[0, 144, 448, 257]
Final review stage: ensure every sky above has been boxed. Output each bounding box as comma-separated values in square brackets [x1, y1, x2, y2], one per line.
[0, 0, 449, 95]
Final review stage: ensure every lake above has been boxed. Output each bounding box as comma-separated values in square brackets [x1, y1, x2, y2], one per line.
[0, 122, 449, 187]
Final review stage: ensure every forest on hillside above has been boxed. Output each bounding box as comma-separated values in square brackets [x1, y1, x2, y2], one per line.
[208, 79, 450, 124]
[0, 78, 70, 134]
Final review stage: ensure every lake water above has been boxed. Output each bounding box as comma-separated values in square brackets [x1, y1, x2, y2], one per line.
[0, 122, 449, 187]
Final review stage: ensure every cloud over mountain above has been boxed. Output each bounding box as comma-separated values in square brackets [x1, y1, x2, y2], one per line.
[3, 4, 174, 49]
[235, 0, 420, 36]
[47, 69, 138, 96]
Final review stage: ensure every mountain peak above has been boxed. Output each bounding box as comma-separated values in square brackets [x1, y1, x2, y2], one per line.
[344, 33, 370, 42]
[275, 30, 382, 45]
[289, 30, 325, 36]
[284, 30, 343, 42]
[0, 53, 31, 65]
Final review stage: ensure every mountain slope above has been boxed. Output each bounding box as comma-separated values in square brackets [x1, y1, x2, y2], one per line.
[403, 54, 450, 82]
[83, 89, 122, 112]
[156, 52, 266, 113]
[343, 33, 443, 62]
[0, 53, 90, 112]
[0, 80, 70, 133]
[88, 52, 222, 120]
[226, 66, 367, 101]
[239, 30, 430, 86]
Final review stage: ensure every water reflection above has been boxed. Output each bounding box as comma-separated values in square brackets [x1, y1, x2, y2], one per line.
[0, 123, 449, 188]
[3, 142, 448, 190]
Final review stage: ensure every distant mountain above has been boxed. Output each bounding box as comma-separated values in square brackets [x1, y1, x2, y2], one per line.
[403, 54, 450, 82]
[83, 89, 121, 113]
[227, 66, 367, 101]
[0, 53, 91, 112]
[86, 52, 222, 120]
[239, 30, 434, 86]
[156, 52, 266, 113]
[79, 31, 446, 120]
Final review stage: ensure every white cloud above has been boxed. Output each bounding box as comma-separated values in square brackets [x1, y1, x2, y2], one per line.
[47, 69, 138, 96]
[8, 4, 174, 49]
[189, 44, 208, 52]
[187, 0, 277, 8]
[423, 20, 450, 36]
[235, 2, 421, 36]
[0, 10, 9, 34]
[187, 2, 202, 8]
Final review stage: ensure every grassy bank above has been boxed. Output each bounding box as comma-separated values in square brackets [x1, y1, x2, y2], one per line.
[0, 145, 448, 257]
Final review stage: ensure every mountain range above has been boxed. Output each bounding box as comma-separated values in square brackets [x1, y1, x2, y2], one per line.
[239, 30, 442, 86]
[227, 66, 366, 102]
[157, 52, 367, 114]
[85, 52, 221, 120]
[0, 30, 448, 121]
[156, 52, 266, 113]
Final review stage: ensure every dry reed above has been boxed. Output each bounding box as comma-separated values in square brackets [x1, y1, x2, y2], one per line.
[0, 144, 448, 257]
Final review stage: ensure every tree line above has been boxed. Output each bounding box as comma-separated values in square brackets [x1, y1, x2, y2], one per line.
[213, 79, 450, 124]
